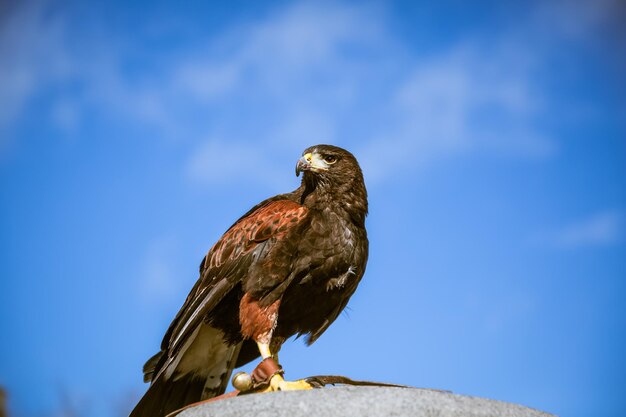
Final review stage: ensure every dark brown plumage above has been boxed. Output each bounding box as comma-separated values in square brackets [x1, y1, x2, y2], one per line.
[130, 145, 368, 417]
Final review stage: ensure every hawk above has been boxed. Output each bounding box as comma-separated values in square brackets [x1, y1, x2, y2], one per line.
[130, 145, 368, 416]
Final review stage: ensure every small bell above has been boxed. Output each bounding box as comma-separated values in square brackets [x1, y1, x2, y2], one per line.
[232, 371, 253, 392]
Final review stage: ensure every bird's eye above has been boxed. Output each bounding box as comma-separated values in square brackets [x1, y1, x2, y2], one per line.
[324, 155, 337, 164]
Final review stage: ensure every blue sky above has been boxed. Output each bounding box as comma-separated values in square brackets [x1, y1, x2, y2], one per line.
[1, 1, 624, 416]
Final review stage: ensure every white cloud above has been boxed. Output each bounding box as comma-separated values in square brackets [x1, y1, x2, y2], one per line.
[0, 2, 180, 146]
[358, 42, 555, 182]
[2, 0, 609, 185]
[50, 98, 80, 134]
[185, 138, 284, 186]
[543, 210, 623, 249]
[138, 237, 183, 303]
[0, 2, 73, 142]
[176, 62, 240, 100]
[533, 0, 624, 41]
[175, 2, 557, 186]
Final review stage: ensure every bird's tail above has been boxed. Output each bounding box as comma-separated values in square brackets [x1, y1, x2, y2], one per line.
[129, 370, 206, 417]
[130, 325, 241, 417]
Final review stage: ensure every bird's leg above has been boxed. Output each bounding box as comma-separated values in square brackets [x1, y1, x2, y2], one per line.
[236, 294, 311, 392]
[256, 341, 312, 392]
[258, 342, 272, 359]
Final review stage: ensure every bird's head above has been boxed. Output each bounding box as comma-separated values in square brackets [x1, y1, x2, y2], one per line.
[296, 145, 362, 183]
[295, 145, 366, 211]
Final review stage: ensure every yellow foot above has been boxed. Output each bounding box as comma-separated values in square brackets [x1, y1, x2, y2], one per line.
[261, 374, 313, 392]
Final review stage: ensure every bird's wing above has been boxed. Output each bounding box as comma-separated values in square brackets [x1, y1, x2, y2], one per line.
[161, 199, 309, 358]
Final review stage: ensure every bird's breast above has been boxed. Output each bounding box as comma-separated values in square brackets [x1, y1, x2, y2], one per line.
[295, 211, 366, 284]
[271, 208, 367, 340]
[306, 213, 355, 251]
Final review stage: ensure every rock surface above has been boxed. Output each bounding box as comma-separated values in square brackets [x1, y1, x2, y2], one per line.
[179, 386, 555, 417]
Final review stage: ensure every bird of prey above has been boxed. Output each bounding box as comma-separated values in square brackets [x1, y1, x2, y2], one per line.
[130, 144, 368, 416]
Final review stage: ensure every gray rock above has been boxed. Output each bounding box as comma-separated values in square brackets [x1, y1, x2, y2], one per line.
[179, 386, 555, 417]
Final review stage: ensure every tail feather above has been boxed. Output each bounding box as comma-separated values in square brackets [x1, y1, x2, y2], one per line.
[142, 351, 164, 383]
[130, 325, 241, 417]
[130, 372, 205, 417]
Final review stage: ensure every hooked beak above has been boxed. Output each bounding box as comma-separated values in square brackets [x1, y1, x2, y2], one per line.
[295, 152, 313, 177]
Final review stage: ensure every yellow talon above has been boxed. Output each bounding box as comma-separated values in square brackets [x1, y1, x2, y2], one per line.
[254, 341, 311, 393]
[258, 374, 312, 392]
